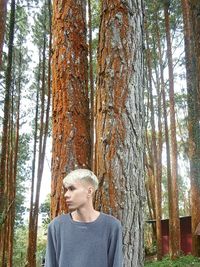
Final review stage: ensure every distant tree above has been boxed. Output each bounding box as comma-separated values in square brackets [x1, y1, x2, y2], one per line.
[26, 1, 52, 266]
[0, 0, 8, 67]
[163, 0, 180, 259]
[0, 2, 31, 265]
[145, 8, 163, 257]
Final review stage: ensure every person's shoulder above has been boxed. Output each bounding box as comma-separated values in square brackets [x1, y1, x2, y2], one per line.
[48, 213, 70, 228]
[101, 212, 122, 228]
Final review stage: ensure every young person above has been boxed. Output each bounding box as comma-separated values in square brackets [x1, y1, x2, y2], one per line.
[45, 169, 123, 267]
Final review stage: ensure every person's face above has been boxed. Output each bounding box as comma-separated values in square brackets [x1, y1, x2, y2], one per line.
[63, 179, 92, 210]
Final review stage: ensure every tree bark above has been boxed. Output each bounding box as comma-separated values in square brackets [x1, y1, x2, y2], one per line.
[0, 0, 15, 254]
[181, 0, 200, 256]
[88, 0, 95, 170]
[51, 0, 91, 218]
[94, 1, 144, 266]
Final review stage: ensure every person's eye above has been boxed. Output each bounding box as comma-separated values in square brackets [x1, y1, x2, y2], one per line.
[67, 186, 75, 191]
[62, 187, 66, 193]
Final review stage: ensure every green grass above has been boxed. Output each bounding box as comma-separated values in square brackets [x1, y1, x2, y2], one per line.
[145, 255, 200, 267]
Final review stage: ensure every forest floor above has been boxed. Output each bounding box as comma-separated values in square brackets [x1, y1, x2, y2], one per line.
[145, 255, 200, 266]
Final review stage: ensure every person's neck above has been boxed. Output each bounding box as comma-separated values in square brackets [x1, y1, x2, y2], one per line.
[71, 207, 100, 223]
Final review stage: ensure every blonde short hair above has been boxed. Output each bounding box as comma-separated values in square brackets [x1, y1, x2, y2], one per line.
[63, 169, 99, 191]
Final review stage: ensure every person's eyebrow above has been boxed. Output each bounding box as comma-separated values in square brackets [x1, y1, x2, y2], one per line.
[63, 184, 76, 190]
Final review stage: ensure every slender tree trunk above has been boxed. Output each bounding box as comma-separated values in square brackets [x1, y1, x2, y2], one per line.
[88, 0, 95, 170]
[164, 1, 180, 259]
[0, 0, 15, 254]
[6, 68, 14, 267]
[26, 21, 48, 266]
[0, 0, 8, 67]
[181, 0, 200, 256]
[155, 64, 163, 261]
[26, 51, 40, 267]
[156, 5, 172, 237]
[94, 1, 144, 266]
[7, 47, 22, 266]
[51, 0, 91, 218]
[145, 131, 156, 220]
[145, 22, 163, 259]
[7, 79, 21, 267]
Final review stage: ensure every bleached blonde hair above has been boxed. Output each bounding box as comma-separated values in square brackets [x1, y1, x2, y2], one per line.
[63, 169, 99, 191]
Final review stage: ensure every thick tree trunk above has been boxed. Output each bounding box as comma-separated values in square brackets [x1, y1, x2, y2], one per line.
[0, 0, 8, 67]
[164, 2, 180, 259]
[181, 0, 200, 256]
[94, 1, 144, 266]
[51, 0, 90, 218]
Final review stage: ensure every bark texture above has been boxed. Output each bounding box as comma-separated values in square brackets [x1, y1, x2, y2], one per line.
[94, 1, 144, 266]
[51, 0, 90, 218]
[182, 0, 200, 256]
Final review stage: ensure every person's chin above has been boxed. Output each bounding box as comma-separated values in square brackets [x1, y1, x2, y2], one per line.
[68, 206, 76, 211]
[67, 203, 76, 210]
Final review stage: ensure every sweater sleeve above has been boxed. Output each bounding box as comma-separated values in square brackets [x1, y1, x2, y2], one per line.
[45, 222, 58, 267]
[108, 221, 123, 267]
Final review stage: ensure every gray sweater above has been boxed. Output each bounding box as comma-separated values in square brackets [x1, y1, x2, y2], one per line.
[45, 212, 123, 267]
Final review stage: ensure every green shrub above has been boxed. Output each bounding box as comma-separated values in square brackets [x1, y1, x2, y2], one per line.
[145, 255, 200, 267]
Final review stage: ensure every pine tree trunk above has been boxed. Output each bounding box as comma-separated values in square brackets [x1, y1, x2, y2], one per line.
[26, 51, 40, 267]
[164, 1, 180, 259]
[26, 23, 49, 266]
[51, 0, 90, 218]
[7, 85, 20, 267]
[94, 1, 144, 266]
[155, 71, 163, 261]
[0, 0, 15, 255]
[88, 0, 95, 170]
[145, 23, 163, 259]
[0, 0, 8, 66]
[181, 0, 200, 256]
[7, 48, 21, 266]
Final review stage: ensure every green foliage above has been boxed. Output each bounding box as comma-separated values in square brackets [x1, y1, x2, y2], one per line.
[13, 224, 47, 267]
[32, 2, 50, 48]
[36, 227, 47, 266]
[15, 133, 32, 226]
[89, 0, 100, 83]
[13, 226, 28, 267]
[91, 0, 100, 31]
[145, 255, 200, 267]
[40, 194, 51, 231]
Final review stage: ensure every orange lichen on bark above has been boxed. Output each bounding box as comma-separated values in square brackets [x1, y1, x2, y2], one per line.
[51, 0, 90, 218]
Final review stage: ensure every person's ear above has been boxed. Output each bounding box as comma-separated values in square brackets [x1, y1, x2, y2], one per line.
[87, 186, 94, 197]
